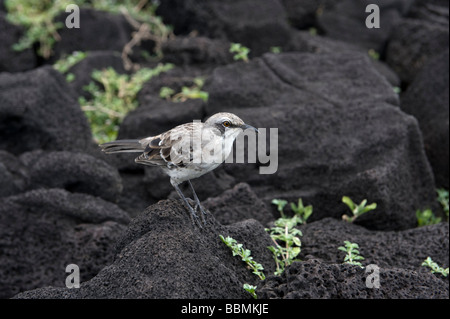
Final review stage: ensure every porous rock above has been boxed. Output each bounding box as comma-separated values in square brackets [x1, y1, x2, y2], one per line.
[20, 150, 123, 202]
[156, 0, 292, 56]
[204, 51, 437, 231]
[0, 150, 29, 197]
[203, 182, 275, 226]
[0, 12, 36, 73]
[401, 50, 449, 189]
[0, 188, 130, 298]
[14, 200, 275, 299]
[257, 259, 448, 299]
[386, 2, 449, 83]
[0, 66, 95, 155]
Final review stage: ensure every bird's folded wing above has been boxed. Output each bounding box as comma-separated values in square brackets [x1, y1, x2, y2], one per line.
[136, 123, 196, 167]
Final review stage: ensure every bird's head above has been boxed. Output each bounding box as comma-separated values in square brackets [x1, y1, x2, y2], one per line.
[204, 112, 258, 139]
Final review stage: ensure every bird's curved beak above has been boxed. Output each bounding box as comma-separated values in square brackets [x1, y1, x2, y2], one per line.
[240, 124, 259, 133]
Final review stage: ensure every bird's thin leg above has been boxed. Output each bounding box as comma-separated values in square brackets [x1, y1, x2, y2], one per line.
[187, 180, 207, 225]
[173, 183, 202, 228]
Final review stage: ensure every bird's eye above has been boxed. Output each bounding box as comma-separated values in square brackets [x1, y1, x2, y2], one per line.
[222, 121, 231, 127]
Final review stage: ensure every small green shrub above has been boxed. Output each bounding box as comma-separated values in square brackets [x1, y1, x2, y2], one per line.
[341, 196, 377, 223]
[53, 51, 87, 82]
[338, 241, 365, 268]
[5, 0, 69, 58]
[79, 63, 173, 143]
[269, 46, 282, 54]
[159, 77, 208, 102]
[6, 0, 172, 59]
[230, 43, 250, 62]
[416, 208, 441, 227]
[266, 218, 303, 276]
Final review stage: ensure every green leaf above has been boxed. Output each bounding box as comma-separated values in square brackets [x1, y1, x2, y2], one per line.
[292, 237, 302, 247]
[364, 203, 377, 213]
[342, 196, 355, 211]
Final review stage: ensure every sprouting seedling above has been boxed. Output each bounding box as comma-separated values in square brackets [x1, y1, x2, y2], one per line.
[230, 43, 250, 62]
[341, 196, 377, 223]
[416, 208, 441, 227]
[422, 257, 448, 277]
[436, 188, 449, 218]
[290, 198, 313, 224]
[243, 284, 258, 299]
[271, 199, 288, 216]
[271, 198, 313, 224]
[338, 241, 365, 268]
[270, 46, 282, 54]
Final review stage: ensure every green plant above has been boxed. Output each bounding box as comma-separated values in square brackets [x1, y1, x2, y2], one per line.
[266, 213, 304, 275]
[338, 241, 365, 268]
[6, 0, 172, 60]
[243, 284, 258, 299]
[159, 77, 209, 102]
[436, 188, 449, 218]
[368, 49, 380, 60]
[393, 86, 402, 94]
[159, 86, 175, 100]
[422, 257, 448, 277]
[271, 199, 288, 215]
[267, 198, 312, 275]
[219, 235, 266, 281]
[416, 208, 441, 227]
[271, 198, 312, 223]
[230, 43, 250, 62]
[270, 46, 282, 54]
[290, 198, 313, 224]
[53, 51, 87, 82]
[5, 0, 70, 58]
[79, 63, 173, 143]
[341, 196, 377, 223]
[308, 27, 318, 36]
[219, 235, 265, 299]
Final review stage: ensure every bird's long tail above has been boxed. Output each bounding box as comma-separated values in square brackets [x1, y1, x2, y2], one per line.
[99, 139, 144, 154]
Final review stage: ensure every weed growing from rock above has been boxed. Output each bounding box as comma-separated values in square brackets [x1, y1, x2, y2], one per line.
[242, 283, 257, 299]
[5, 0, 172, 60]
[219, 235, 266, 281]
[79, 63, 173, 143]
[53, 51, 87, 82]
[5, 0, 69, 58]
[219, 235, 265, 299]
[229, 43, 250, 62]
[416, 208, 442, 227]
[422, 257, 448, 277]
[267, 198, 312, 275]
[341, 196, 377, 223]
[338, 241, 365, 268]
[159, 77, 209, 102]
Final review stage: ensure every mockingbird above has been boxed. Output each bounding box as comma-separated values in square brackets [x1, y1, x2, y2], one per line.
[100, 112, 257, 227]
